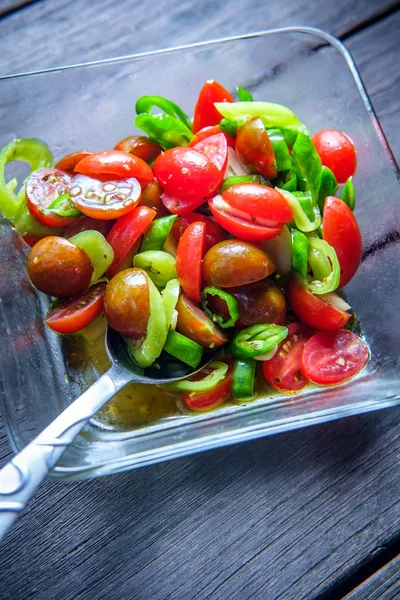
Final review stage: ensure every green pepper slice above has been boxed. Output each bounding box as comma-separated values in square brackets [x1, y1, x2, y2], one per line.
[318, 166, 338, 213]
[140, 214, 177, 252]
[266, 129, 292, 172]
[69, 230, 114, 285]
[236, 86, 253, 102]
[162, 360, 228, 392]
[291, 229, 309, 277]
[340, 176, 356, 211]
[162, 329, 203, 369]
[294, 238, 340, 295]
[232, 359, 256, 400]
[229, 324, 288, 359]
[201, 286, 240, 329]
[277, 188, 321, 232]
[136, 95, 193, 131]
[133, 250, 177, 288]
[135, 113, 193, 149]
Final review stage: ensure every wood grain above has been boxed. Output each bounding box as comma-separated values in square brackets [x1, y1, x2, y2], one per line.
[0, 1, 399, 599]
[344, 555, 400, 599]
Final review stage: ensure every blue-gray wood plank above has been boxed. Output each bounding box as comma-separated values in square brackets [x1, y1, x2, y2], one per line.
[0, 1, 399, 599]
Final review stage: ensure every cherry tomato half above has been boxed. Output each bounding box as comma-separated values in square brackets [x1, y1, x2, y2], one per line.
[192, 133, 228, 174]
[192, 80, 234, 133]
[69, 174, 141, 220]
[312, 129, 357, 183]
[154, 147, 221, 214]
[55, 151, 93, 173]
[188, 125, 236, 149]
[106, 206, 156, 278]
[176, 221, 205, 303]
[172, 212, 227, 254]
[286, 276, 350, 331]
[322, 196, 362, 288]
[27, 236, 92, 298]
[114, 135, 162, 162]
[74, 150, 153, 186]
[183, 362, 233, 411]
[64, 216, 115, 239]
[262, 322, 314, 392]
[301, 330, 369, 385]
[236, 117, 277, 180]
[176, 294, 229, 349]
[203, 239, 275, 288]
[138, 179, 169, 217]
[45, 282, 106, 334]
[26, 168, 74, 228]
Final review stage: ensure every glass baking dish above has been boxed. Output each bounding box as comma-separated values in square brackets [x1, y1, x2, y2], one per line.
[0, 27, 399, 479]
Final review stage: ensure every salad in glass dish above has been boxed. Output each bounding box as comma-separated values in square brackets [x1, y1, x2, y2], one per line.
[0, 79, 369, 416]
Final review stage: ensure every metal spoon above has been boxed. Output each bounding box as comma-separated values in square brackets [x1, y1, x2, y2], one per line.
[0, 326, 217, 540]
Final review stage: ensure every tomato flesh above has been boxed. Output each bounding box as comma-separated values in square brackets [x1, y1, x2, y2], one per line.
[322, 196, 362, 288]
[26, 168, 75, 228]
[192, 80, 234, 133]
[176, 221, 205, 303]
[312, 129, 357, 183]
[192, 133, 228, 174]
[45, 282, 106, 334]
[301, 330, 369, 385]
[183, 362, 233, 411]
[262, 322, 314, 392]
[74, 150, 153, 186]
[286, 276, 350, 331]
[70, 174, 141, 220]
[106, 206, 156, 278]
[188, 125, 236, 149]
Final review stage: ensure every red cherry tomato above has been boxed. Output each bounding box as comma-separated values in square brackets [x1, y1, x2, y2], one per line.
[113, 135, 162, 162]
[189, 125, 236, 149]
[176, 221, 205, 303]
[182, 361, 233, 411]
[171, 212, 227, 254]
[322, 196, 362, 288]
[286, 276, 350, 331]
[74, 150, 153, 186]
[301, 330, 369, 385]
[25, 168, 75, 228]
[236, 117, 277, 180]
[209, 184, 292, 242]
[154, 147, 221, 214]
[45, 282, 106, 334]
[55, 151, 93, 173]
[192, 80, 234, 133]
[106, 206, 156, 278]
[262, 322, 314, 392]
[69, 175, 141, 220]
[312, 129, 357, 183]
[191, 133, 228, 173]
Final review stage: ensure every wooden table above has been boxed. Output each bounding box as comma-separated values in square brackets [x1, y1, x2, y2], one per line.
[0, 1, 399, 598]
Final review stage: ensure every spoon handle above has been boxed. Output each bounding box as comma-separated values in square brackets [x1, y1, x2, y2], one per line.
[0, 366, 127, 541]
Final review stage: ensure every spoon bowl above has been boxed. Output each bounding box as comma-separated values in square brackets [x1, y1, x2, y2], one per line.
[0, 326, 218, 540]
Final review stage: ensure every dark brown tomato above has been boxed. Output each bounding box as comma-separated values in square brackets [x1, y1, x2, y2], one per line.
[176, 294, 229, 349]
[114, 135, 163, 162]
[104, 268, 150, 339]
[138, 179, 169, 216]
[203, 239, 275, 288]
[64, 216, 115, 238]
[236, 117, 277, 180]
[27, 236, 92, 298]
[207, 280, 286, 329]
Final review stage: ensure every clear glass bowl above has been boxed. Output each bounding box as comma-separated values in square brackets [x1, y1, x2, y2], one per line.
[0, 27, 399, 479]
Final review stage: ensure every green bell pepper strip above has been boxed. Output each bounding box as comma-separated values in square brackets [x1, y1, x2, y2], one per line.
[308, 238, 331, 281]
[0, 138, 53, 221]
[128, 275, 167, 368]
[232, 358, 256, 400]
[162, 329, 203, 369]
[12, 198, 63, 237]
[135, 113, 193, 149]
[162, 360, 228, 392]
[276, 188, 321, 232]
[221, 174, 267, 193]
[294, 238, 340, 295]
[341, 176, 355, 211]
[279, 169, 297, 192]
[135, 95, 193, 132]
[293, 191, 314, 221]
[292, 132, 322, 204]
[266, 129, 292, 172]
[214, 101, 310, 146]
[318, 166, 338, 213]
[69, 230, 114, 285]
[291, 229, 309, 277]
[201, 286, 240, 329]
[140, 214, 177, 252]
[161, 278, 180, 331]
[48, 193, 82, 218]
[236, 86, 253, 102]
[228, 324, 288, 359]
[219, 118, 238, 138]
[133, 250, 177, 288]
